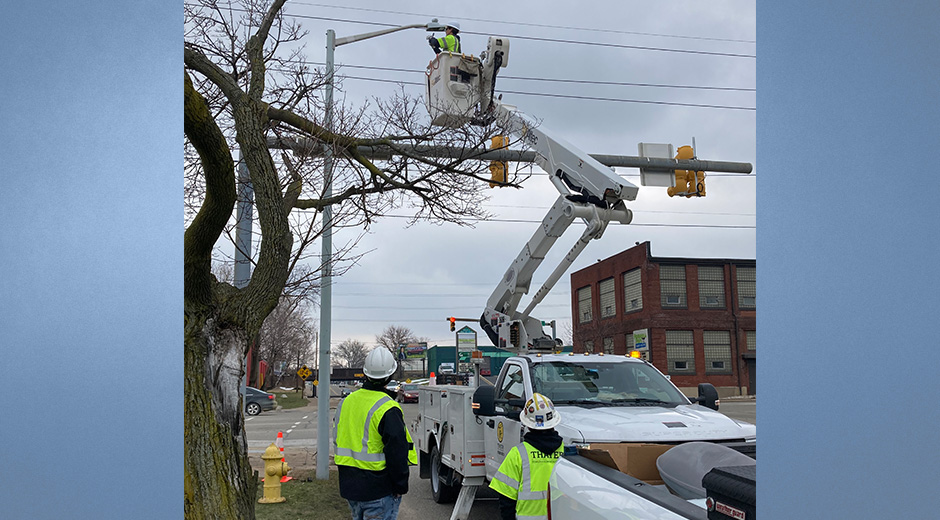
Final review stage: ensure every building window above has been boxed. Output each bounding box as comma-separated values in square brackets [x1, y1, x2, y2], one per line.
[698, 266, 726, 309]
[704, 331, 732, 375]
[603, 337, 614, 354]
[584, 340, 594, 353]
[666, 330, 694, 374]
[578, 285, 593, 323]
[599, 278, 616, 318]
[737, 266, 756, 310]
[623, 268, 642, 313]
[746, 330, 756, 351]
[660, 265, 687, 309]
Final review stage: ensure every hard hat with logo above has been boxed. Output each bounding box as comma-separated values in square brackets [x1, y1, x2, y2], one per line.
[445, 21, 460, 32]
[363, 347, 398, 380]
[520, 393, 561, 430]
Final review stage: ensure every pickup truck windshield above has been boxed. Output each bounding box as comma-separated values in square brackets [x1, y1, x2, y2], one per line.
[531, 361, 688, 406]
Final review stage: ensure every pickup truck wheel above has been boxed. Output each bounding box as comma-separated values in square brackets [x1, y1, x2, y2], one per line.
[430, 444, 460, 503]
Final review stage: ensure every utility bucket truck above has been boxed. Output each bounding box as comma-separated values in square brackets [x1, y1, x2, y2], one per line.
[416, 37, 755, 520]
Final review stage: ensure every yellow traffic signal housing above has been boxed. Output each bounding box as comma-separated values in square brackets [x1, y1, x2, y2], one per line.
[448, 317, 456, 331]
[667, 145, 705, 197]
[489, 135, 509, 188]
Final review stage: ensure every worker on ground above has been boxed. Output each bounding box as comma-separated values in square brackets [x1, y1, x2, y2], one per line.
[333, 347, 417, 520]
[428, 22, 461, 54]
[489, 393, 565, 520]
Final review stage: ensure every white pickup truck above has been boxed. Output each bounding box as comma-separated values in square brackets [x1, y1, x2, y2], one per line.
[413, 352, 756, 519]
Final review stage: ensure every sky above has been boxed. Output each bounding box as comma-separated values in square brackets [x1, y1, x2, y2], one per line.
[2, 1, 940, 519]
[211, 0, 758, 351]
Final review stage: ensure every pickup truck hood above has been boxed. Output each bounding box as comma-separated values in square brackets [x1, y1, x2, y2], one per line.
[556, 404, 756, 444]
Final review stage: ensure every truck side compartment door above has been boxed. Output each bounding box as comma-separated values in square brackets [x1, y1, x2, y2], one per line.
[483, 361, 529, 479]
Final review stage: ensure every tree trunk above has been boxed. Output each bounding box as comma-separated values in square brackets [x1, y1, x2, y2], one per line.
[184, 310, 257, 520]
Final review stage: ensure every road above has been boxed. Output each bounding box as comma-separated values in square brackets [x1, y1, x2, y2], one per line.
[244, 388, 755, 519]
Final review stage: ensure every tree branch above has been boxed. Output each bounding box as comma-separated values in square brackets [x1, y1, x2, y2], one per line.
[184, 71, 237, 310]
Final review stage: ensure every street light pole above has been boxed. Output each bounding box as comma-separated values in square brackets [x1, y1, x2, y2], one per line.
[317, 19, 446, 481]
[316, 28, 336, 482]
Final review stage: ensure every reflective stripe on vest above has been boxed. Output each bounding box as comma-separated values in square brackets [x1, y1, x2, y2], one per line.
[332, 389, 417, 470]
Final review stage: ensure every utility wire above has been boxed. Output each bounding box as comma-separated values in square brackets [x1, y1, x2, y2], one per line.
[286, 61, 755, 92]
[288, 2, 756, 44]
[198, 5, 755, 59]
[376, 214, 755, 228]
[339, 75, 756, 111]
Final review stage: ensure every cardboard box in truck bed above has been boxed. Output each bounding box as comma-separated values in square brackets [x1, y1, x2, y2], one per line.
[577, 443, 674, 485]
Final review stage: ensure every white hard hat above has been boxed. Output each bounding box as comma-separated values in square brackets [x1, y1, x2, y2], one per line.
[363, 347, 398, 379]
[446, 22, 460, 31]
[520, 393, 561, 430]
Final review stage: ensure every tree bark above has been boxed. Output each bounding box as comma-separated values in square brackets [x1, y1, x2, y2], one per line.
[184, 309, 257, 520]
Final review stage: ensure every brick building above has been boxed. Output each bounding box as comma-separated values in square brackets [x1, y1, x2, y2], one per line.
[569, 241, 755, 396]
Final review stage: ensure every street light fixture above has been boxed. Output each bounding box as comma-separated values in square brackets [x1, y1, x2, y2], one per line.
[317, 19, 449, 481]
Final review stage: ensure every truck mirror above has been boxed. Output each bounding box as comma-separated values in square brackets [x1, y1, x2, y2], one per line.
[696, 383, 720, 410]
[472, 386, 497, 416]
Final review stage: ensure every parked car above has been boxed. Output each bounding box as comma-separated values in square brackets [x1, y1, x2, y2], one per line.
[385, 380, 400, 393]
[341, 386, 355, 397]
[245, 386, 277, 416]
[397, 383, 420, 403]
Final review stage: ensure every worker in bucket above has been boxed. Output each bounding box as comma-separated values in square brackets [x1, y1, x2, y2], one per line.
[333, 347, 417, 520]
[428, 21, 461, 54]
[489, 393, 565, 520]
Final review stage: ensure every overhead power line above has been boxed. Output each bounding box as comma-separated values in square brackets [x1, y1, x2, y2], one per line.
[201, 5, 755, 59]
[337, 75, 756, 111]
[376, 214, 755, 228]
[289, 2, 756, 44]
[292, 61, 755, 92]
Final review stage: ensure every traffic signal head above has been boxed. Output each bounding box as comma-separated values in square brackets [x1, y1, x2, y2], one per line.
[449, 317, 456, 331]
[489, 135, 509, 188]
[666, 145, 705, 197]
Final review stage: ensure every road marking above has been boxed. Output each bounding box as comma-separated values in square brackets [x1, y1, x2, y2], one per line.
[303, 416, 309, 420]
[286, 429, 293, 434]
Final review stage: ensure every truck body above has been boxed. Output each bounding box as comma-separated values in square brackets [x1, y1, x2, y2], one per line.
[548, 454, 709, 520]
[414, 353, 755, 519]
[548, 445, 756, 520]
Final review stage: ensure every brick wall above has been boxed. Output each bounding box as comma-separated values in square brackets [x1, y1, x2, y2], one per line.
[571, 242, 756, 395]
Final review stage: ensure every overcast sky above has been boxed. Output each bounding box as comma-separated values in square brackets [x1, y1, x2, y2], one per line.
[217, 0, 756, 352]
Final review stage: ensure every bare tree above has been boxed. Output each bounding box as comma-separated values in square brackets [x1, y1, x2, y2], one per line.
[257, 296, 316, 388]
[334, 338, 370, 369]
[184, 1, 523, 517]
[376, 325, 419, 379]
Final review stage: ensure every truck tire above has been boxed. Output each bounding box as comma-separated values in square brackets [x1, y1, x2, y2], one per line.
[430, 444, 460, 503]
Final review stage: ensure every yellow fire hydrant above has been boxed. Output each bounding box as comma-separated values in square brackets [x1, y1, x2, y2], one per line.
[258, 443, 291, 504]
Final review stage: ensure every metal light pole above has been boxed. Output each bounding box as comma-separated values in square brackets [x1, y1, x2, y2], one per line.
[317, 19, 447, 481]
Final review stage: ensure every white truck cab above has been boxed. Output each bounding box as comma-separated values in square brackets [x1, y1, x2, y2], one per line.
[473, 353, 755, 480]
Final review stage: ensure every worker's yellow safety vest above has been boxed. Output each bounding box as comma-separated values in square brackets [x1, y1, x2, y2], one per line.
[436, 34, 461, 53]
[489, 441, 564, 520]
[333, 389, 417, 470]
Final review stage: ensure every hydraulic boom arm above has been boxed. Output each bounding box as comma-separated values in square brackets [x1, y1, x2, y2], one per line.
[480, 101, 637, 351]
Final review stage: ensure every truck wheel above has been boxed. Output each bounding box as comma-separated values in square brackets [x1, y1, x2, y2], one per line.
[430, 444, 460, 503]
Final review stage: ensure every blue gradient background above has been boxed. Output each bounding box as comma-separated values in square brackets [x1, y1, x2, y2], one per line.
[1, 2, 938, 518]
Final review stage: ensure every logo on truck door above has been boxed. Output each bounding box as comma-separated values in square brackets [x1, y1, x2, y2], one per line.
[497, 421, 504, 443]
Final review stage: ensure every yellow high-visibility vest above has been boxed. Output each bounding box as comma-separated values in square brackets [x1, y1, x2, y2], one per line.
[333, 389, 417, 470]
[489, 441, 564, 520]
[436, 34, 461, 53]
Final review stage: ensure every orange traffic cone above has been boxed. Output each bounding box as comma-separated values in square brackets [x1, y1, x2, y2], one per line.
[276, 431, 292, 482]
